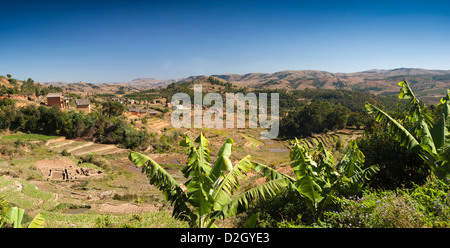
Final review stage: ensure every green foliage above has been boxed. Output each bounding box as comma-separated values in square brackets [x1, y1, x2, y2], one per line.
[357, 126, 430, 190]
[322, 191, 425, 228]
[101, 101, 125, 117]
[20, 78, 40, 96]
[129, 133, 289, 228]
[0, 98, 14, 109]
[366, 80, 450, 182]
[0, 104, 149, 149]
[280, 100, 352, 138]
[253, 139, 378, 225]
[409, 178, 450, 227]
[291, 88, 401, 112]
[242, 190, 310, 228]
[41, 211, 187, 228]
[1, 203, 45, 228]
[322, 178, 450, 228]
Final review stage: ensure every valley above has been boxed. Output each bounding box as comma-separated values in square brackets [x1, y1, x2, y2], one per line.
[0, 68, 448, 228]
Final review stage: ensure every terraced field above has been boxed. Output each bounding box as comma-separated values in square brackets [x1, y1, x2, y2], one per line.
[45, 138, 128, 156]
[296, 133, 340, 149]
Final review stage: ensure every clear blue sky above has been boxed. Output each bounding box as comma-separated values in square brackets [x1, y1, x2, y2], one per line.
[1, 0, 450, 83]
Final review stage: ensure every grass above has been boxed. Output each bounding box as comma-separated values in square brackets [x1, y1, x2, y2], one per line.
[1, 133, 62, 141]
[41, 211, 188, 228]
[0, 176, 55, 211]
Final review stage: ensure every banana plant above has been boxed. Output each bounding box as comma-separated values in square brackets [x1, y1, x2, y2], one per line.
[1, 207, 45, 228]
[128, 133, 290, 228]
[253, 139, 379, 223]
[365, 81, 450, 182]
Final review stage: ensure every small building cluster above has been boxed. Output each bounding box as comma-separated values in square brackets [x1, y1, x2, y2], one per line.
[35, 158, 103, 182]
[46, 93, 91, 113]
[111, 98, 149, 105]
[44, 93, 170, 116]
[48, 166, 102, 181]
[129, 108, 160, 116]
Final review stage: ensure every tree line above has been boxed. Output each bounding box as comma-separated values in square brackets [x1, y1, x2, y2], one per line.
[0, 103, 149, 150]
[278, 88, 403, 138]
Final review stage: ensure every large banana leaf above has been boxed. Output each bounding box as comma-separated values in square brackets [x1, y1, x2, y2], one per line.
[252, 162, 296, 182]
[218, 178, 291, 218]
[28, 213, 45, 228]
[317, 142, 338, 181]
[398, 80, 416, 101]
[336, 140, 365, 178]
[4, 207, 45, 228]
[210, 137, 234, 185]
[212, 155, 253, 211]
[431, 90, 450, 149]
[128, 151, 193, 221]
[179, 134, 216, 222]
[290, 143, 324, 207]
[5, 207, 24, 228]
[337, 141, 379, 192]
[398, 80, 434, 128]
[366, 80, 450, 181]
[365, 103, 421, 152]
[397, 81, 436, 154]
[180, 134, 212, 179]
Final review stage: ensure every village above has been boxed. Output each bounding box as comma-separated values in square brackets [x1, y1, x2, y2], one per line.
[45, 92, 166, 117]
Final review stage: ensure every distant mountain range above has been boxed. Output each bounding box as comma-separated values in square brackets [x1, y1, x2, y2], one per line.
[41, 68, 450, 104]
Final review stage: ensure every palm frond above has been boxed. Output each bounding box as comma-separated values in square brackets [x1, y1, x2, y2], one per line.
[431, 89, 450, 149]
[128, 151, 193, 221]
[219, 178, 291, 218]
[210, 137, 234, 185]
[28, 213, 45, 228]
[180, 134, 212, 179]
[179, 134, 215, 219]
[289, 143, 324, 207]
[252, 161, 295, 182]
[212, 155, 253, 211]
[365, 103, 421, 152]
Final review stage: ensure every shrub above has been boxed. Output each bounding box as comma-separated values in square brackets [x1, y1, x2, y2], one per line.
[323, 190, 425, 228]
[357, 126, 430, 190]
[239, 190, 310, 228]
[321, 178, 450, 228]
[409, 179, 450, 227]
[61, 149, 71, 156]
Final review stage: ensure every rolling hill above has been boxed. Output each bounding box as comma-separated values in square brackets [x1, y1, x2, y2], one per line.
[37, 68, 450, 104]
[180, 68, 450, 104]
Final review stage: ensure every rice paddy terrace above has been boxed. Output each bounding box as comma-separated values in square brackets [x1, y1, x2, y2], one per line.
[45, 137, 128, 156]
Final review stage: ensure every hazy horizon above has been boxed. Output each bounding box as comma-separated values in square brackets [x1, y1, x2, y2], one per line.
[33, 67, 450, 84]
[2, 0, 450, 83]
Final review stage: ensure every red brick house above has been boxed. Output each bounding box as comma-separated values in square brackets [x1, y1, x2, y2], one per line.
[76, 99, 91, 113]
[47, 93, 68, 108]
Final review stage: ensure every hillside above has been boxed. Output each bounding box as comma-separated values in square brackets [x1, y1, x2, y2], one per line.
[126, 78, 179, 88]
[200, 68, 450, 104]
[122, 68, 449, 104]
[36, 68, 450, 104]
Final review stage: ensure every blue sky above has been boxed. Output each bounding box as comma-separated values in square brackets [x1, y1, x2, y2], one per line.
[1, 0, 450, 83]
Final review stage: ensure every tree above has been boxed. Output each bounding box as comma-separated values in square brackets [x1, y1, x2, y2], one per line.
[253, 140, 379, 223]
[37, 105, 65, 135]
[279, 100, 352, 138]
[357, 124, 430, 190]
[101, 101, 125, 117]
[128, 133, 290, 228]
[365, 80, 450, 182]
